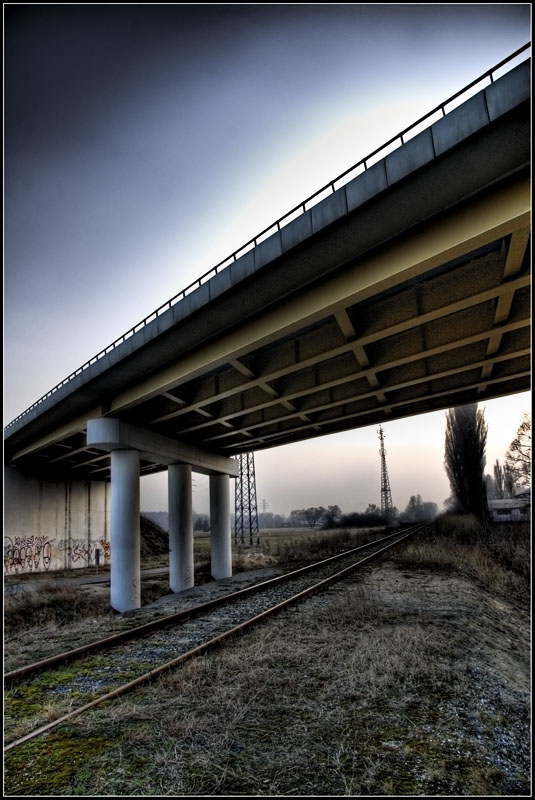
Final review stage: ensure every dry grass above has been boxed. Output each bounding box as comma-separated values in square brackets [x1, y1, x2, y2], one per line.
[232, 551, 278, 571]
[3, 582, 114, 635]
[14, 569, 526, 797]
[390, 516, 530, 608]
[4, 517, 530, 796]
[266, 526, 383, 564]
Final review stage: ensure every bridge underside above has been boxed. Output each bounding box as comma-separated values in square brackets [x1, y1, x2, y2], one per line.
[11, 174, 530, 482]
[4, 57, 530, 610]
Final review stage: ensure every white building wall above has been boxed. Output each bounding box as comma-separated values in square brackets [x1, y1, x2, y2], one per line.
[4, 466, 110, 575]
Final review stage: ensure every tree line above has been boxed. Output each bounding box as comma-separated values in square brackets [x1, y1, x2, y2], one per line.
[144, 406, 530, 535]
[273, 498, 439, 530]
[260, 405, 530, 532]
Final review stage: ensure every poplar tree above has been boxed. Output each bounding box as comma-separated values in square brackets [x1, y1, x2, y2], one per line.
[444, 403, 489, 522]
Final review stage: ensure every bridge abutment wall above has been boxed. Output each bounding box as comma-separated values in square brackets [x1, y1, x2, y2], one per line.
[3, 466, 110, 576]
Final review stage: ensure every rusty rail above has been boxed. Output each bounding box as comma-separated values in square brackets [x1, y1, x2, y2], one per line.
[4, 525, 426, 752]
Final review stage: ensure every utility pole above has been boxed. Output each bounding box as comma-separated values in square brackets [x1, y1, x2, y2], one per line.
[378, 425, 394, 521]
[234, 452, 260, 546]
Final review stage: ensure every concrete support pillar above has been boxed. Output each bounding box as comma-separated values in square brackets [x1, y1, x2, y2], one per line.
[168, 463, 194, 592]
[110, 449, 140, 612]
[209, 473, 232, 579]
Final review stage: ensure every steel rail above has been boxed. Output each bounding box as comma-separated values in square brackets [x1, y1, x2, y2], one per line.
[5, 43, 530, 431]
[4, 526, 424, 684]
[4, 524, 425, 753]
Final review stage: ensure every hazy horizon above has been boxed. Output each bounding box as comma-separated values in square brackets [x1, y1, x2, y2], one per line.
[139, 393, 530, 518]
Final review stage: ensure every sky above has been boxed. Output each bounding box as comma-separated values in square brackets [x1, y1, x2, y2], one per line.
[4, 4, 531, 517]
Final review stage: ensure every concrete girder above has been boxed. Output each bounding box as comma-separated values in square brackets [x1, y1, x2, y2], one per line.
[147, 268, 529, 431]
[104, 177, 529, 417]
[86, 418, 238, 477]
[9, 407, 101, 462]
[134, 210, 529, 436]
[477, 224, 530, 395]
[224, 364, 531, 453]
[203, 345, 530, 446]
[150, 272, 530, 435]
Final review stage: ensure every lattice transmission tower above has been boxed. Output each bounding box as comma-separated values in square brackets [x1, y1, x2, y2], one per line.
[378, 425, 394, 520]
[234, 452, 260, 545]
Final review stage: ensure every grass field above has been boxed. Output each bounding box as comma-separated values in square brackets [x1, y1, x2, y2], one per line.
[3, 518, 530, 796]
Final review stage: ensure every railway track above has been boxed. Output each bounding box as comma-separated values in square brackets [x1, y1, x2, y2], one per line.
[4, 524, 427, 752]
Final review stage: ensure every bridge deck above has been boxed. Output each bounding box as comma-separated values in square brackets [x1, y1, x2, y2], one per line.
[4, 56, 531, 480]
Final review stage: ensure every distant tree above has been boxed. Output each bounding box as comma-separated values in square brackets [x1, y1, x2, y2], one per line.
[504, 463, 516, 497]
[258, 511, 286, 529]
[194, 513, 210, 532]
[484, 473, 496, 500]
[340, 510, 385, 528]
[444, 404, 489, 522]
[303, 507, 326, 528]
[505, 413, 531, 490]
[486, 459, 516, 500]
[421, 502, 439, 520]
[289, 509, 307, 527]
[404, 494, 423, 521]
[493, 459, 506, 499]
[402, 495, 438, 522]
[365, 503, 380, 515]
[322, 505, 342, 528]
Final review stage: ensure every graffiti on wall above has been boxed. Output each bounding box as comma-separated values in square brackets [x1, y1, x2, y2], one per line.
[98, 540, 111, 562]
[58, 538, 112, 565]
[4, 536, 111, 575]
[4, 535, 53, 574]
[58, 538, 91, 564]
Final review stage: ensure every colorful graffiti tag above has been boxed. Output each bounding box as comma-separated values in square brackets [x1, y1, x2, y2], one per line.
[58, 538, 112, 565]
[4, 535, 53, 574]
[98, 540, 111, 562]
[4, 536, 111, 575]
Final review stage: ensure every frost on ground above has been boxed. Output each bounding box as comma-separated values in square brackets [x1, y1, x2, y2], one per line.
[5, 556, 530, 796]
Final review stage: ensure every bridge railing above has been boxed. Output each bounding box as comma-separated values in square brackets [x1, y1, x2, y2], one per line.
[5, 43, 530, 431]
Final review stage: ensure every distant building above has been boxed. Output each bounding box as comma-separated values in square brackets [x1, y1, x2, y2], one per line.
[488, 487, 531, 522]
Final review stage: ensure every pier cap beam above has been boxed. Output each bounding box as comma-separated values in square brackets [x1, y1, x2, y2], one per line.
[87, 418, 238, 477]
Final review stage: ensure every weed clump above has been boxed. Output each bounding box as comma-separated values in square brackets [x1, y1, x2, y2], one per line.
[392, 516, 530, 608]
[274, 528, 381, 564]
[4, 582, 114, 634]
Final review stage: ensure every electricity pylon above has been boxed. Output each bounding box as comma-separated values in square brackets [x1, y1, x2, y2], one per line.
[234, 452, 260, 545]
[378, 425, 394, 521]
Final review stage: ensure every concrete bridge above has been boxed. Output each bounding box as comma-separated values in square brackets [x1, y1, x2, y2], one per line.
[4, 52, 531, 610]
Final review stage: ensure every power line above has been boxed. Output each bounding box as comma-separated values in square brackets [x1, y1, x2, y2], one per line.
[378, 425, 394, 520]
[234, 452, 260, 546]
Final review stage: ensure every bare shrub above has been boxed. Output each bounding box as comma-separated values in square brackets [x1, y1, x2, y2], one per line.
[392, 516, 530, 607]
[4, 582, 113, 634]
[434, 512, 481, 540]
[232, 552, 277, 571]
[275, 528, 377, 564]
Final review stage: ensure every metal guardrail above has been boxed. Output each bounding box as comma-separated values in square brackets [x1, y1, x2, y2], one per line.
[5, 43, 530, 431]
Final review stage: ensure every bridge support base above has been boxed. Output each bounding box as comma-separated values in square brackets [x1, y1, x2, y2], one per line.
[110, 449, 140, 612]
[168, 463, 194, 592]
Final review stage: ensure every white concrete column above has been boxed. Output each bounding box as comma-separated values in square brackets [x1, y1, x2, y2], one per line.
[168, 463, 194, 592]
[110, 449, 140, 612]
[209, 473, 232, 579]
